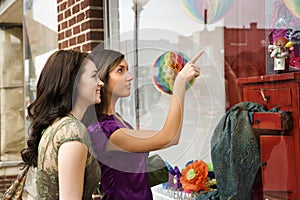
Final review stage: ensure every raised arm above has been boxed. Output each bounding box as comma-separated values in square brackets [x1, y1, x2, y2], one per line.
[107, 50, 204, 153]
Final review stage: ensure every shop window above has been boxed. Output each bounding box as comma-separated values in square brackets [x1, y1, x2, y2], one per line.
[104, 0, 300, 198]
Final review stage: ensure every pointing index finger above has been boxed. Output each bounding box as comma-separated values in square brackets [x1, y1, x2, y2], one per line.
[189, 50, 205, 64]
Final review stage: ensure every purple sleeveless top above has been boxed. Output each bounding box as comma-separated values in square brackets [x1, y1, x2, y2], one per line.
[87, 114, 153, 200]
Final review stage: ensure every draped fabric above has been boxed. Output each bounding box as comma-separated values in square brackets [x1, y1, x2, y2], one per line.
[211, 102, 266, 200]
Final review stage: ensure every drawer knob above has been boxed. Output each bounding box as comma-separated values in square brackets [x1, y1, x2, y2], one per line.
[255, 119, 260, 124]
[262, 161, 267, 168]
[260, 89, 270, 102]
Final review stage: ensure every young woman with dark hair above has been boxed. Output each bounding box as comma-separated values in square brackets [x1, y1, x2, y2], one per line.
[21, 50, 104, 199]
[84, 46, 203, 200]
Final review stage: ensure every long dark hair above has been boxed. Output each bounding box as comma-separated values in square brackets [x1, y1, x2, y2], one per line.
[21, 50, 88, 167]
[82, 48, 124, 126]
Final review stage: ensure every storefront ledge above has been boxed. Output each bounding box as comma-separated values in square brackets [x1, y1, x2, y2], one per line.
[0, 160, 23, 167]
[0, 161, 24, 176]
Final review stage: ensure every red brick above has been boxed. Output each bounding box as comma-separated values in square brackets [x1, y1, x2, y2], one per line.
[5, 175, 16, 179]
[76, 13, 85, 22]
[69, 37, 76, 46]
[61, 21, 68, 30]
[81, 0, 90, 10]
[64, 9, 71, 18]
[90, 0, 102, 7]
[91, 42, 103, 50]
[58, 1, 67, 12]
[61, 40, 69, 48]
[72, 4, 80, 14]
[66, 29, 72, 37]
[77, 34, 86, 43]
[81, 21, 89, 31]
[57, 0, 104, 49]
[82, 43, 92, 52]
[58, 24, 62, 32]
[86, 31, 103, 40]
[89, 19, 102, 29]
[58, 13, 64, 22]
[73, 25, 80, 34]
[0, 175, 17, 194]
[86, 8, 102, 18]
[58, 32, 64, 40]
[73, 46, 81, 51]
[69, 17, 76, 26]
[68, 0, 75, 5]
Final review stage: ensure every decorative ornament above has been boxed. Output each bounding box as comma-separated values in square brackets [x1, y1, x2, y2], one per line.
[182, 0, 233, 24]
[284, 0, 300, 19]
[180, 160, 209, 193]
[152, 51, 195, 94]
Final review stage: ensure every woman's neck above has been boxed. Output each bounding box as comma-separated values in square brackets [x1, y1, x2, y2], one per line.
[103, 95, 118, 115]
[70, 103, 87, 121]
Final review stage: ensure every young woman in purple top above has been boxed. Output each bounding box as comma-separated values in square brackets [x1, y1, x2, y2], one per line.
[84, 45, 203, 200]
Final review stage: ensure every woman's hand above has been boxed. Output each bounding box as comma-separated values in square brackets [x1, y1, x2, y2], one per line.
[175, 50, 204, 86]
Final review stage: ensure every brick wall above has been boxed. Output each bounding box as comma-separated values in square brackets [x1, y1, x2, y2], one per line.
[0, 163, 24, 196]
[57, 0, 104, 52]
[0, 175, 16, 195]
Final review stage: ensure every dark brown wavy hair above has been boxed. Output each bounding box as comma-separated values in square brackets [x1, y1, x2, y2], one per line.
[21, 50, 88, 167]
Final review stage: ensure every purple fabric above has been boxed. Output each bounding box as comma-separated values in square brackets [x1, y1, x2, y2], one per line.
[87, 114, 153, 200]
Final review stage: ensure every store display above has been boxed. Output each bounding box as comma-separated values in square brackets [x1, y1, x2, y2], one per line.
[182, 0, 233, 24]
[268, 0, 300, 74]
[152, 51, 195, 94]
[283, 0, 300, 19]
[268, 37, 294, 74]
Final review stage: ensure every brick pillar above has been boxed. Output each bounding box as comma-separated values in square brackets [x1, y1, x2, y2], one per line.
[57, 0, 104, 52]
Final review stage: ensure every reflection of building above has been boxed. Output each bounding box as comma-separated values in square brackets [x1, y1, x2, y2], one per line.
[179, 22, 267, 78]
[224, 22, 266, 78]
[225, 22, 266, 55]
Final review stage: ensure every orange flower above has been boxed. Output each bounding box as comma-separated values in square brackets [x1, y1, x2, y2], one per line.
[180, 160, 209, 192]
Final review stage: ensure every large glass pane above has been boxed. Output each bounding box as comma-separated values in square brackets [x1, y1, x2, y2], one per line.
[105, 0, 300, 198]
[23, 0, 58, 110]
[23, 0, 58, 196]
[105, 0, 228, 167]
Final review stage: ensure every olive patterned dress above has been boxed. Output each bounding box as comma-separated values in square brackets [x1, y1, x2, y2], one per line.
[36, 115, 101, 200]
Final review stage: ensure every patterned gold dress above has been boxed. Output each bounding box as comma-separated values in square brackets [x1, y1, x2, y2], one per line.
[35, 115, 101, 200]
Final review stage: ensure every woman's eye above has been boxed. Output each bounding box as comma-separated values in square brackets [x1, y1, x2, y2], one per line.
[92, 73, 99, 79]
[117, 68, 123, 73]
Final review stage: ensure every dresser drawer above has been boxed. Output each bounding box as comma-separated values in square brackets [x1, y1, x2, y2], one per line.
[252, 112, 293, 131]
[246, 88, 292, 109]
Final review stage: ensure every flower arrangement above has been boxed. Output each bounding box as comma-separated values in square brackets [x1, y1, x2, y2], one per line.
[180, 160, 210, 193]
[163, 162, 182, 189]
[164, 160, 217, 194]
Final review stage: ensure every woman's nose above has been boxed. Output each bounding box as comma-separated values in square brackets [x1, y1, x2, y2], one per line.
[98, 79, 104, 87]
[126, 71, 134, 81]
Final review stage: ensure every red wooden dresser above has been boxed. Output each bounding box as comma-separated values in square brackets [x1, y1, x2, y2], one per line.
[238, 72, 300, 200]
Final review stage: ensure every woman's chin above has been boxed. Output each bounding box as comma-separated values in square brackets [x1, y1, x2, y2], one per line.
[95, 99, 101, 104]
[124, 93, 131, 97]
